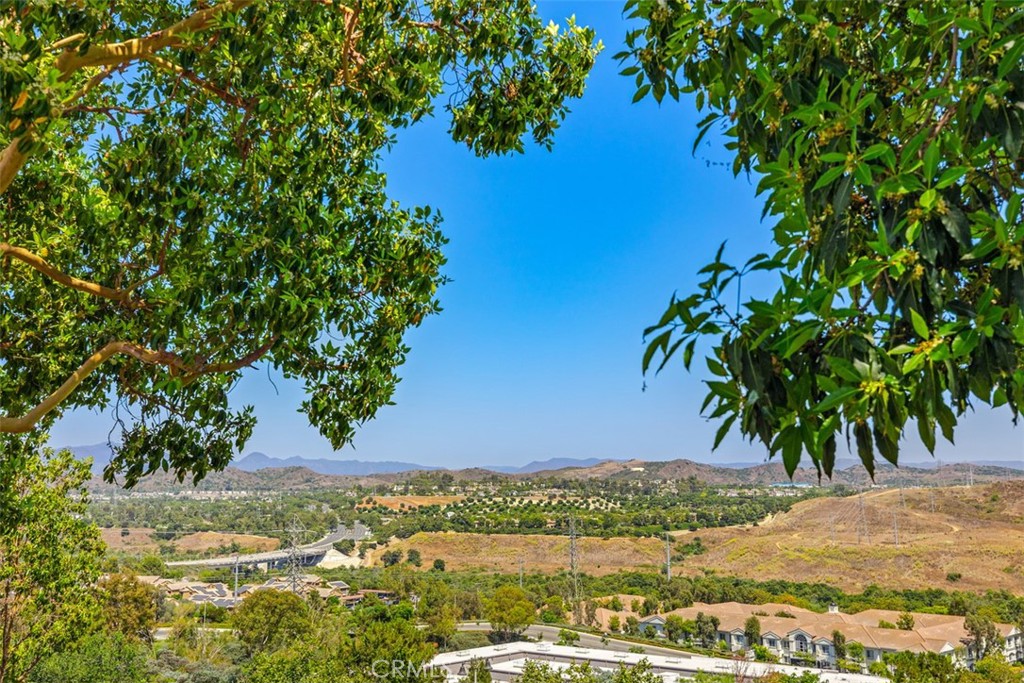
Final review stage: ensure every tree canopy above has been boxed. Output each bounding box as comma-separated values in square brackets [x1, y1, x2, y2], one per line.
[483, 585, 535, 639]
[0, 1, 599, 485]
[232, 589, 311, 653]
[631, 0, 1024, 477]
[0, 445, 104, 683]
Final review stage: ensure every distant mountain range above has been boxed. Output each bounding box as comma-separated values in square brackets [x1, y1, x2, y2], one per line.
[482, 457, 626, 474]
[62, 442, 1024, 489]
[233, 451, 440, 476]
[65, 443, 626, 478]
[65, 443, 115, 476]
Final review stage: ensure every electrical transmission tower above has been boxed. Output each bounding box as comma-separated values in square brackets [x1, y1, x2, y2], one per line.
[286, 517, 306, 595]
[568, 516, 583, 625]
[892, 510, 900, 547]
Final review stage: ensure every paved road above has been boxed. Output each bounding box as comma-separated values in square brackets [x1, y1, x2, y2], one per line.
[165, 522, 371, 568]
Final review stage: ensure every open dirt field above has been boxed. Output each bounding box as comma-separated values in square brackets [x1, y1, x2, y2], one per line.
[173, 531, 280, 553]
[376, 532, 664, 575]
[358, 495, 465, 511]
[101, 527, 160, 551]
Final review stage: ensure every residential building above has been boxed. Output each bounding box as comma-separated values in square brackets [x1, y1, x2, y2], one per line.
[595, 599, 1022, 672]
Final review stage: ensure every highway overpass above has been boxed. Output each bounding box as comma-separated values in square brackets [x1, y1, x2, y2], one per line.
[166, 522, 370, 569]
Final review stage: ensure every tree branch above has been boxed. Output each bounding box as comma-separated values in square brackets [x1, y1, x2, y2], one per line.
[0, 337, 278, 434]
[53, 0, 256, 76]
[0, 242, 142, 306]
[0, 1, 253, 197]
[144, 54, 252, 110]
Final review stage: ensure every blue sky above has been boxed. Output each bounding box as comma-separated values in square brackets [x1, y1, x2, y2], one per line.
[51, 1, 1021, 467]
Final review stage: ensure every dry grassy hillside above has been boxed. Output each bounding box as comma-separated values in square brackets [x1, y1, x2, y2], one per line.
[375, 532, 664, 575]
[375, 482, 1024, 593]
[100, 528, 280, 554]
[674, 481, 1024, 593]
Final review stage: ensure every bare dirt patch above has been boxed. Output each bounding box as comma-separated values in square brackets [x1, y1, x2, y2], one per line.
[101, 527, 159, 551]
[174, 531, 280, 553]
[374, 532, 663, 575]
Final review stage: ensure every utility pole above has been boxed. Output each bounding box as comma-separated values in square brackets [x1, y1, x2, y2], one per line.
[518, 556, 524, 588]
[968, 463, 974, 487]
[665, 532, 672, 581]
[568, 516, 582, 625]
[892, 510, 900, 548]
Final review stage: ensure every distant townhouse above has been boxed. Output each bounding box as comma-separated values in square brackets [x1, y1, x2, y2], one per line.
[593, 599, 1022, 672]
[137, 573, 396, 609]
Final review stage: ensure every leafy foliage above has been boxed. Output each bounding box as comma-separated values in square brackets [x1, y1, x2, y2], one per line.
[232, 589, 311, 653]
[97, 573, 158, 642]
[0, 1, 599, 486]
[0, 444, 104, 683]
[484, 585, 535, 639]
[629, 0, 1024, 477]
[29, 633, 149, 683]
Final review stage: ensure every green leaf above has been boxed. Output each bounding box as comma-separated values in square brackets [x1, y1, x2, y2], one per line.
[827, 356, 863, 383]
[902, 353, 927, 374]
[782, 322, 820, 358]
[923, 143, 940, 180]
[713, 414, 737, 450]
[854, 422, 875, 479]
[706, 356, 728, 377]
[910, 308, 930, 338]
[812, 166, 846, 191]
[998, 38, 1024, 79]
[813, 386, 860, 413]
[643, 330, 672, 374]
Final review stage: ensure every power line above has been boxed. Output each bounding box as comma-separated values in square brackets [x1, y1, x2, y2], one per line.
[859, 492, 871, 545]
